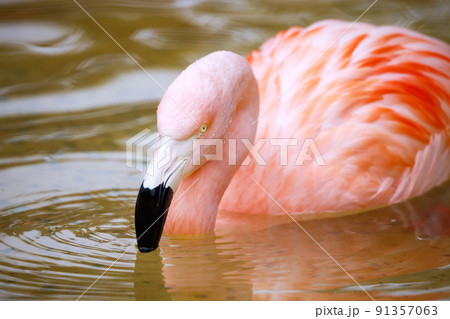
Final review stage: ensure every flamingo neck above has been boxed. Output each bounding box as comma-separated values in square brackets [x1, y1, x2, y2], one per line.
[164, 65, 259, 234]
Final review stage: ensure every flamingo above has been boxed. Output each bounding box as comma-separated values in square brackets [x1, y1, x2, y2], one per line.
[135, 20, 450, 252]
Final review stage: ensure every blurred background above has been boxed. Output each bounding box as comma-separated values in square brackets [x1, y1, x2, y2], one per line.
[0, 0, 449, 300]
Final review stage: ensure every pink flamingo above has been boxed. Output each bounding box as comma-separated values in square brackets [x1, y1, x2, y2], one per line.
[135, 20, 450, 252]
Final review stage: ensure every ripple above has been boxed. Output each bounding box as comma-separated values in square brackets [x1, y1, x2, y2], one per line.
[0, 185, 138, 300]
[337, 265, 450, 298]
[0, 151, 141, 298]
[0, 152, 143, 213]
[0, 69, 178, 117]
[0, 22, 89, 55]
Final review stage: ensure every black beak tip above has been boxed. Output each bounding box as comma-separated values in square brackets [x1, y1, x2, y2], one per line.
[135, 183, 174, 253]
[138, 245, 158, 253]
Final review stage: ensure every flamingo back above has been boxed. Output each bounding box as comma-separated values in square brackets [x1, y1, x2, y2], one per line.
[220, 20, 450, 215]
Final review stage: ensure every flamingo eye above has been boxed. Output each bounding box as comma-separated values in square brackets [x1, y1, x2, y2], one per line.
[199, 124, 208, 133]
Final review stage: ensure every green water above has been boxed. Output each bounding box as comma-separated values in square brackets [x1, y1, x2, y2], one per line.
[0, 0, 449, 300]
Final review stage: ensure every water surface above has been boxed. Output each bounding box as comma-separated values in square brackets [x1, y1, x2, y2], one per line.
[0, 0, 449, 300]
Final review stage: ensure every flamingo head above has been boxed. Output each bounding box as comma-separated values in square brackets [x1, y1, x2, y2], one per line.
[135, 51, 259, 252]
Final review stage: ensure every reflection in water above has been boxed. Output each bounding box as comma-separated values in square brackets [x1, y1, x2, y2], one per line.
[134, 250, 171, 300]
[0, 0, 449, 300]
[139, 182, 450, 300]
[134, 236, 254, 300]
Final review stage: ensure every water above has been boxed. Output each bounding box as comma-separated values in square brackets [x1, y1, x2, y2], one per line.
[0, 0, 449, 300]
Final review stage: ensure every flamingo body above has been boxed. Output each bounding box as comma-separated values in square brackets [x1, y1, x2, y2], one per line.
[141, 20, 450, 237]
[220, 20, 450, 216]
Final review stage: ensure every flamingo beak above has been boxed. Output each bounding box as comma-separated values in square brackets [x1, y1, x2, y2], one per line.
[134, 134, 194, 253]
[135, 181, 174, 253]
